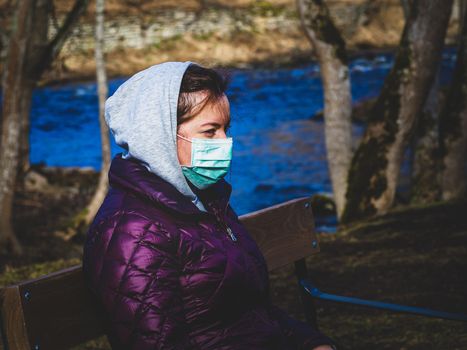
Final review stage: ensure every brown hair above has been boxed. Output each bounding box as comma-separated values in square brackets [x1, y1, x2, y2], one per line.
[177, 64, 229, 126]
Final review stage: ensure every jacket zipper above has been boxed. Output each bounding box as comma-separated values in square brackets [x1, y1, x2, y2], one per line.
[225, 226, 237, 242]
[224, 201, 237, 242]
[209, 201, 238, 242]
[215, 214, 237, 242]
[220, 200, 237, 242]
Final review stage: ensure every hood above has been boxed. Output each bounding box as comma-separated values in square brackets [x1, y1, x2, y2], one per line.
[104, 61, 207, 211]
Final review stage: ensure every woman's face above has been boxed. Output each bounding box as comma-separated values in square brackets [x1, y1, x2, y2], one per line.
[177, 92, 231, 166]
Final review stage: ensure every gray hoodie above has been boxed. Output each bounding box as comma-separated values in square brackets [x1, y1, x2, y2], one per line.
[104, 61, 207, 211]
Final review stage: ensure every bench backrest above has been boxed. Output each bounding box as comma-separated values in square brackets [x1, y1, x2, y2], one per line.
[0, 197, 319, 350]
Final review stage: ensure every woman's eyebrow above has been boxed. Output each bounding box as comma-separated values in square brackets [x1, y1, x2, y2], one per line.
[200, 121, 230, 128]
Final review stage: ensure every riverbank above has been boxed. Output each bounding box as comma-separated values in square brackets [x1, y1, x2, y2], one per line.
[1, 167, 466, 349]
[1, 0, 461, 87]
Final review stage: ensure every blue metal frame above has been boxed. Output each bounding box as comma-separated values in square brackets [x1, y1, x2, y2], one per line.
[300, 278, 467, 322]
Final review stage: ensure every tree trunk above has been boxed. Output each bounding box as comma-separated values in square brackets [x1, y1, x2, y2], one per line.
[83, 0, 110, 226]
[0, 0, 36, 255]
[17, 0, 50, 185]
[410, 71, 441, 203]
[296, 0, 352, 220]
[0, 0, 90, 253]
[342, 0, 453, 223]
[460, 0, 467, 35]
[400, 0, 413, 19]
[439, 2, 467, 200]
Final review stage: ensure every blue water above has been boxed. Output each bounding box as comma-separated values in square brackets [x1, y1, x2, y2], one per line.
[29, 49, 457, 231]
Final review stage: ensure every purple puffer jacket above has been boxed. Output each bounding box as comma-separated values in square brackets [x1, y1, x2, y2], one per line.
[83, 154, 335, 350]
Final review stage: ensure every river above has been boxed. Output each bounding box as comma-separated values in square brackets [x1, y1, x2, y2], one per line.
[29, 48, 457, 231]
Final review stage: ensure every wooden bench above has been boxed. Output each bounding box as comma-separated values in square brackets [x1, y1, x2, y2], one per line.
[1, 196, 466, 350]
[0, 197, 321, 350]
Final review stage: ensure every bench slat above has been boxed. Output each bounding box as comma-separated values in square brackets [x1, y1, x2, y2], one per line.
[1, 266, 106, 350]
[0, 286, 30, 350]
[239, 196, 319, 271]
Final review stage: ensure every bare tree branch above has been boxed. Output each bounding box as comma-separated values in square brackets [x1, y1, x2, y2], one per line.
[29, 0, 90, 80]
[83, 0, 110, 227]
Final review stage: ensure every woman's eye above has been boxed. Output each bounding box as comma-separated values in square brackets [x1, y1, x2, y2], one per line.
[203, 129, 216, 136]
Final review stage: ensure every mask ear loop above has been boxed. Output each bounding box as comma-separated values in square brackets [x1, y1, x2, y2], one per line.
[177, 134, 192, 143]
[227, 129, 233, 184]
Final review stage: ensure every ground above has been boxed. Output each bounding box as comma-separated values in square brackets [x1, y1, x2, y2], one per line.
[270, 199, 467, 349]
[1, 167, 466, 349]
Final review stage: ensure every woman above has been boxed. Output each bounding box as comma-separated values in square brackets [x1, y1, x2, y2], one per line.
[83, 61, 336, 350]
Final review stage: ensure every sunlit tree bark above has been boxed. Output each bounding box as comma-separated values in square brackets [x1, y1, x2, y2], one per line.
[342, 0, 453, 223]
[83, 0, 110, 226]
[296, 0, 352, 220]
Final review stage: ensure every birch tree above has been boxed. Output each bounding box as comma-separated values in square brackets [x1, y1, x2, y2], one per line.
[83, 0, 110, 226]
[296, 0, 352, 220]
[342, 0, 454, 222]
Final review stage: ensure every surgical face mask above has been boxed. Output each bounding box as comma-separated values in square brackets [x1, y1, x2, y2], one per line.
[177, 134, 233, 189]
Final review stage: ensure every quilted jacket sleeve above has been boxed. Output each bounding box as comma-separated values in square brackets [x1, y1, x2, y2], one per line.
[269, 303, 337, 350]
[90, 213, 195, 350]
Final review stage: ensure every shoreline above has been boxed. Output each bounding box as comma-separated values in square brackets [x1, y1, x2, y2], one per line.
[39, 46, 398, 87]
[37, 44, 458, 88]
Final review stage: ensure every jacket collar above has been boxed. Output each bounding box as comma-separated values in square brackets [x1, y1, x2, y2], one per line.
[108, 153, 232, 216]
[189, 175, 232, 217]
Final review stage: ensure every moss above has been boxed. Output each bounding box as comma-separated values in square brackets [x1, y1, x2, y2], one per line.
[70, 336, 110, 350]
[193, 31, 214, 41]
[342, 137, 387, 222]
[310, 193, 336, 216]
[342, 51, 409, 221]
[152, 34, 183, 50]
[0, 258, 80, 287]
[249, 1, 286, 17]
